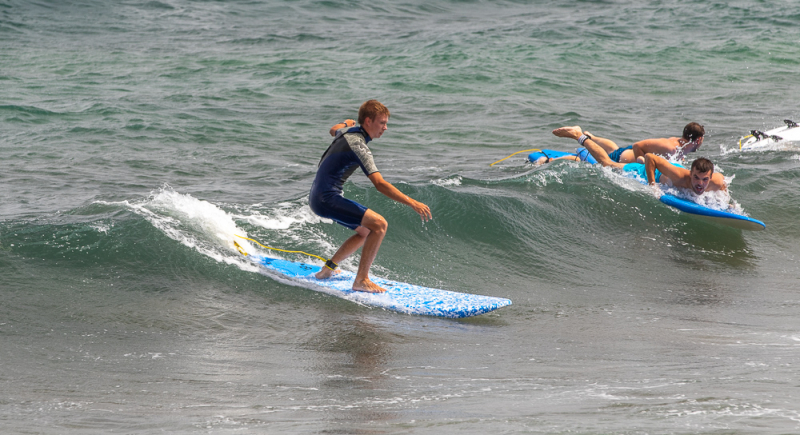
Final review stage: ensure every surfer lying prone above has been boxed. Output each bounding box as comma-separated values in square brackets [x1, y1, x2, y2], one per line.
[538, 124, 705, 165]
[642, 154, 726, 195]
[308, 100, 432, 293]
[563, 125, 726, 195]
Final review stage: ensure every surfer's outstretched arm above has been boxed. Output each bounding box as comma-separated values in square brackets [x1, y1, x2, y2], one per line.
[367, 172, 432, 221]
[644, 154, 683, 185]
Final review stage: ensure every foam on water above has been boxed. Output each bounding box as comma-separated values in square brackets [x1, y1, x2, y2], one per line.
[98, 186, 268, 274]
[430, 175, 462, 187]
[722, 141, 800, 155]
[97, 186, 354, 291]
[234, 201, 326, 231]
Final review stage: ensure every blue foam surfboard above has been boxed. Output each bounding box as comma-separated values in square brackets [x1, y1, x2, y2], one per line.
[529, 149, 765, 231]
[528, 147, 598, 164]
[249, 255, 512, 318]
[657, 194, 765, 231]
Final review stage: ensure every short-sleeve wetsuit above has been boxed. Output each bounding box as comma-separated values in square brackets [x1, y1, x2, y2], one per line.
[309, 126, 379, 230]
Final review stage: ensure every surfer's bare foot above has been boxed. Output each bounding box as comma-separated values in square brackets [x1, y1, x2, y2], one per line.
[352, 278, 387, 293]
[552, 126, 583, 140]
[315, 268, 340, 279]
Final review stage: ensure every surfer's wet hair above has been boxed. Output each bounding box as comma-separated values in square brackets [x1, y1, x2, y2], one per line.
[683, 122, 705, 142]
[358, 100, 390, 125]
[690, 157, 714, 174]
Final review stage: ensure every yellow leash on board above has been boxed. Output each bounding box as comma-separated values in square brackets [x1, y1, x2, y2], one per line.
[489, 149, 542, 166]
[738, 134, 753, 149]
[233, 234, 327, 263]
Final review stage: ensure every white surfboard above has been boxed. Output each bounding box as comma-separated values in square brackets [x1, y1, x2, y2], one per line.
[739, 119, 800, 150]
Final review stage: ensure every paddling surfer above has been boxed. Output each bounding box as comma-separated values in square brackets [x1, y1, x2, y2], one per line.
[538, 123, 705, 164]
[553, 126, 726, 195]
[309, 100, 432, 293]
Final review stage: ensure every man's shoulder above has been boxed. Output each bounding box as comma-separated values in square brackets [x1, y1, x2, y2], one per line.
[328, 128, 366, 149]
[638, 137, 681, 150]
[343, 131, 373, 151]
[342, 130, 367, 142]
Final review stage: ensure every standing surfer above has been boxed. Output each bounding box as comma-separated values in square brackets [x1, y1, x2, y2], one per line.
[309, 100, 432, 293]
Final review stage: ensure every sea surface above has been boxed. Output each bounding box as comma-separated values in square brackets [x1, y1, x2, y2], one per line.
[2, 0, 800, 433]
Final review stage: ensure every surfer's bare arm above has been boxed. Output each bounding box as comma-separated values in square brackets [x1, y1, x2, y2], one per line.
[368, 172, 432, 222]
[645, 154, 685, 186]
[329, 119, 356, 136]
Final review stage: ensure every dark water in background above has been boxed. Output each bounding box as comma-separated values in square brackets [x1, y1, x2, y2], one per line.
[2, 0, 800, 433]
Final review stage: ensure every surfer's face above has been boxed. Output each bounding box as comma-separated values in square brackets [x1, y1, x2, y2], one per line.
[690, 169, 712, 194]
[363, 114, 389, 140]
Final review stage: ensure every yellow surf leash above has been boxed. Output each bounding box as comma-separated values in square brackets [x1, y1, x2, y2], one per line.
[233, 234, 328, 263]
[489, 149, 542, 166]
[738, 134, 753, 150]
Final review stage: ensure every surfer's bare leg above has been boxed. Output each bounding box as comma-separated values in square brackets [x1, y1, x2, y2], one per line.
[352, 209, 388, 293]
[533, 155, 580, 165]
[582, 137, 627, 169]
[314, 227, 369, 279]
[582, 131, 621, 153]
[552, 126, 620, 153]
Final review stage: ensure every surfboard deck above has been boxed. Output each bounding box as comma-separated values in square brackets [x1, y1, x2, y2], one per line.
[528, 147, 597, 164]
[529, 149, 765, 231]
[659, 194, 765, 231]
[740, 120, 800, 150]
[249, 254, 512, 318]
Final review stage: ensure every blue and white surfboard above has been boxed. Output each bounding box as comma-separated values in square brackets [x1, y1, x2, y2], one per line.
[248, 254, 512, 318]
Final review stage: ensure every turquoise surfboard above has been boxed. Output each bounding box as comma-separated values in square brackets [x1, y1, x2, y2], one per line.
[528, 147, 598, 164]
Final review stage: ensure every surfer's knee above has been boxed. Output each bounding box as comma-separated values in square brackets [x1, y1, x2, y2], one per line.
[372, 215, 388, 235]
[362, 210, 388, 235]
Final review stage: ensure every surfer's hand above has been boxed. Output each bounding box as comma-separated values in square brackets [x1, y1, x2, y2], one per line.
[411, 200, 432, 222]
[329, 119, 356, 136]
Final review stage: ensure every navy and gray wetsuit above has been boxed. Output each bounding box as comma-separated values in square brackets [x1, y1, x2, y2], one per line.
[309, 126, 379, 230]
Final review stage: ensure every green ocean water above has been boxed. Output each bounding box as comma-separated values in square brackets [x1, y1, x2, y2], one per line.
[2, 0, 800, 433]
